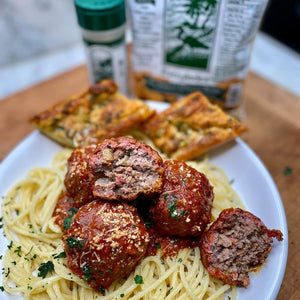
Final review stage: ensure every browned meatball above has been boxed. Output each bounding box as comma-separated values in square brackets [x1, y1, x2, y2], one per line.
[200, 208, 283, 287]
[52, 192, 76, 230]
[63, 200, 149, 291]
[150, 160, 214, 237]
[88, 137, 164, 201]
[64, 145, 96, 207]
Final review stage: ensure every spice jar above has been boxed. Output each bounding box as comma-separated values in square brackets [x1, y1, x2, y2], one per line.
[74, 0, 127, 94]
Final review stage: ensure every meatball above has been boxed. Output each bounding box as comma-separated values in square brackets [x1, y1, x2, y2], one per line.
[53, 192, 75, 230]
[63, 200, 149, 290]
[88, 137, 164, 201]
[200, 208, 283, 287]
[150, 160, 214, 237]
[64, 145, 96, 207]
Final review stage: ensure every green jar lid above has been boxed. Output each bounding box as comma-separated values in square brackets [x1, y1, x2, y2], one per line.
[74, 0, 126, 31]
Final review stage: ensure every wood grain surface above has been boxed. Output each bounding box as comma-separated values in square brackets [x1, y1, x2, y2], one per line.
[0, 66, 299, 299]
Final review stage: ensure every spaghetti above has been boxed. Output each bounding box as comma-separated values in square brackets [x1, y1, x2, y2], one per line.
[1, 142, 244, 300]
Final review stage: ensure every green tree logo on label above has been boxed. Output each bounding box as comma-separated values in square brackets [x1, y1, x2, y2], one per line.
[165, 0, 219, 69]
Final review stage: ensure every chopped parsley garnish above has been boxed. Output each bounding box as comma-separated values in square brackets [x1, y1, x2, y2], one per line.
[177, 258, 182, 263]
[99, 287, 105, 296]
[0, 286, 4, 291]
[120, 293, 124, 298]
[164, 194, 170, 200]
[155, 242, 161, 249]
[167, 286, 173, 293]
[284, 166, 292, 176]
[53, 252, 66, 259]
[7, 241, 13, 249]
[66, 237, 83, 248]
[68, 207, 78, 215]
[134, 274, 144, 284]
[63, 216, 73, 230]
[167, 201, 177, 219]
[4, 268, 10, 277]
[144, 221, 153, 229]
[82, 265, 92, 281]
[25, 246, 33, 256]
[37, 261, 54, 279]
[14, 246, 22, 257]
[63, 207, 78, 230]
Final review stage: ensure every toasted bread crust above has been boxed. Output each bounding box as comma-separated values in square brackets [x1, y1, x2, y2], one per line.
[30, 79, 155, 148]
[143, 92, 247, 160]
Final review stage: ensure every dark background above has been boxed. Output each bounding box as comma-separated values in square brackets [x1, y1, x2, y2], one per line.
[261, 0, 300, 53]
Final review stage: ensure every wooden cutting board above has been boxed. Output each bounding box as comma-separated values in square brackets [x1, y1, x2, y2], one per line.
[0, 65, 299, 299]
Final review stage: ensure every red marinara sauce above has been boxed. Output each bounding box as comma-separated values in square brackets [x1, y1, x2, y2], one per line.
[145, 227, 201, 257]
[64, 145, 96, 207]
[63, 200, 149, 290]
[53, 192, 75, 229]
[150, 160, 214, 237]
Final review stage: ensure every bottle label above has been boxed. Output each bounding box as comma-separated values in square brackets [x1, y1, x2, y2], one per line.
[84, 37, 127, 94]
[128, 0, 268, 108]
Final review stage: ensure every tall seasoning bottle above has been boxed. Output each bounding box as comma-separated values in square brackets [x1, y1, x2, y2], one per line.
[74, 0, 127, 94]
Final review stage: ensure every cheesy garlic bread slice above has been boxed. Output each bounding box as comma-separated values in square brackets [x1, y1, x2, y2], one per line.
[30, 79, 155, 148]
[143, 92, 247, 161]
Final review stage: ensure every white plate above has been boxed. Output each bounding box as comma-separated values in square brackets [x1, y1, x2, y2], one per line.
[0, 102, 288, 300]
